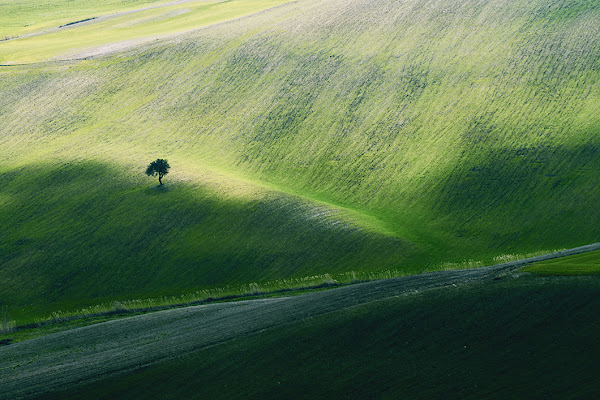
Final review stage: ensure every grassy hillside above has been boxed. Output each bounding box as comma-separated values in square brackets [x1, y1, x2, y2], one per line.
[523, 248, 600, 275]
[1, 0, 165, 38]
[0, 161, 415, 323]
[35, 275, 600, 400]
[1, 0, 600, 322]
[0, 0, 291, 63]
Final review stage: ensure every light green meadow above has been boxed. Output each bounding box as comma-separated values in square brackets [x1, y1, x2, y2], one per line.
[0, 0, 290, 63]
[522, 249, 600, 275]
[1, 0, 166, 37]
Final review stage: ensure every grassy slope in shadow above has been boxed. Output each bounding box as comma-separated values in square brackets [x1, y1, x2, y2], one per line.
[38, 275, 600, 400]
[0, 161, 419, 323]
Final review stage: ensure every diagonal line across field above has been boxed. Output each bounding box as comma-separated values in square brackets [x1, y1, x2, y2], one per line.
[4, 0, 212, 42]
[0, 0, 293, 64]
[1, 243, 599, 400]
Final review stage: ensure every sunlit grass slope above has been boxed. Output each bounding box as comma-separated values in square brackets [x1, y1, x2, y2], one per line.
[0, 0, 291, 64]
[523, 249, 600, 275]
[39, 276, 600, 400]
[0, 0, 165, 38]
[1, 0, 600, 321]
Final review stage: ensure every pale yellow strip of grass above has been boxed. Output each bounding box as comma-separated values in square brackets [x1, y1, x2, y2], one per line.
[0, 0, 169, 38]
[0, 0, 292, 64]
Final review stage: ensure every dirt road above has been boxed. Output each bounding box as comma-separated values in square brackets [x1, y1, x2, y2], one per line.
[1, 243, 598, 399]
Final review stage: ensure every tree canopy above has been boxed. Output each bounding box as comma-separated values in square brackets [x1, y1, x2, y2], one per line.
[145, 159, 170, 185]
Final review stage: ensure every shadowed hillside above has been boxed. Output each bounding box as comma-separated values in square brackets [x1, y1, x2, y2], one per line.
[0, 161, 416, 322]
[6, 274, 600, 400]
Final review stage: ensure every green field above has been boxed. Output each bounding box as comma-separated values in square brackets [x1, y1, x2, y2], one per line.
[32, 275, 600, 400]
[523, 250, 600, 275]
[0, 0, 291, 63]
[1, 0, 600, 325]
[1, 0, 163, 37]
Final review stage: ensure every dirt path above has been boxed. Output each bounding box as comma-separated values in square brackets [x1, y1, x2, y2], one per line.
[1, 243, 598, 399]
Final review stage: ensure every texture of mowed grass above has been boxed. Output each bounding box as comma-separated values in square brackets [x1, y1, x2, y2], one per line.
[522, 249, 600, 275]
[0, 0, 165, 38]
[1, 0, 600, 321]
[38, 276, 600, 400]
[0, 0, 291, 63]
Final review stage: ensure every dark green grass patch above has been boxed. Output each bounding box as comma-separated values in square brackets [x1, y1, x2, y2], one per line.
[0, 161, 421, 324]
[39, 275, 600, 400]
[522, 249, 600, 275]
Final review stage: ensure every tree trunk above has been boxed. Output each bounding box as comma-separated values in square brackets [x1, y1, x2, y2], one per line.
[158, 174, 162, 185]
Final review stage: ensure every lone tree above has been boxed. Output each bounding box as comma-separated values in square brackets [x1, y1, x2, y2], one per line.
[145, 158, 170, 185]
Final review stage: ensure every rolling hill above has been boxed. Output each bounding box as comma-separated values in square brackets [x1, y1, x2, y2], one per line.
[1, 0, 599, 323]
